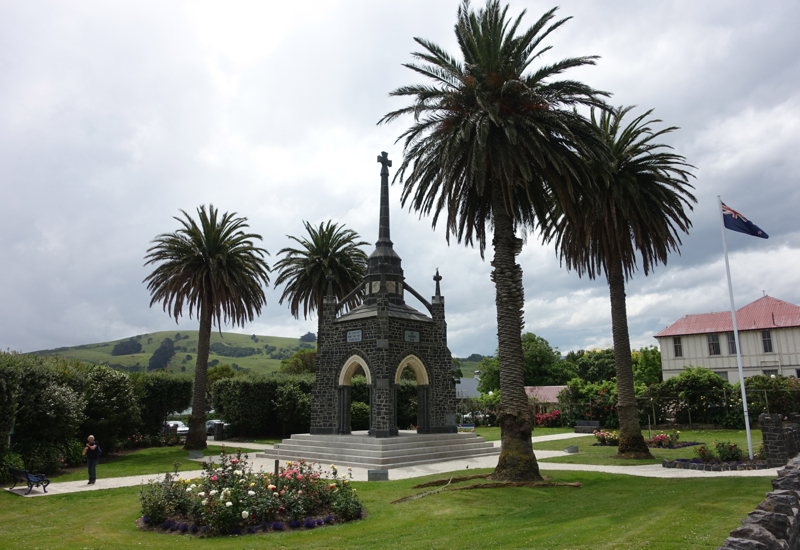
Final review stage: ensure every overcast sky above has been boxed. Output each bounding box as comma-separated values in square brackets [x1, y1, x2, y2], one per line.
[2, 1, 798, 358]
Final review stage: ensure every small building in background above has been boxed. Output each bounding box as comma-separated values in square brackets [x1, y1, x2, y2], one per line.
[654, 295, 800, 384]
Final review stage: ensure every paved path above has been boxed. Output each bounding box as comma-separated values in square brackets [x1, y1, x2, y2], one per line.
[5, 432, 778, 497]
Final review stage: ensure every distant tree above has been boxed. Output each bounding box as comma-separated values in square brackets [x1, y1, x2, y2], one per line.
[148, 338, 176, 371]
[279, 349, 317, 375]
[466, 354, 484, 363]
[112, 339, 143, 356]
[476, 356, 500, 394]
[631, 346, 662, 386]
[274, 221, 368, 348]
[452, 358, 463, 385]
[478, 334, 575, 391]
[299, 332, 317, 343]
[144, 204, 270, 450]
[574, 349, 616, 384]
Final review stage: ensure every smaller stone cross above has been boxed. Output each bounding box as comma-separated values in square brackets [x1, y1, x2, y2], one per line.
[377, 151, 392, 175]
[433, 268, 442, 297]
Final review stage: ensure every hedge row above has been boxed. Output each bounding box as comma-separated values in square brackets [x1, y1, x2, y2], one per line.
[211, 375, 422, 437]
[0, 351, 192, 477]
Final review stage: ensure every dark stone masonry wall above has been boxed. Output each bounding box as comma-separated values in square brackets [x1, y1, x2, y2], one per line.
[717, 413, 800, 549]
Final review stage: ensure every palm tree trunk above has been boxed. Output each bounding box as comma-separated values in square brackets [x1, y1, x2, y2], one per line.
[317, 300, 324, 351]
[490, 188, 543, 481]
[607, 254, 653, 458]
[184, 295, 211, 450]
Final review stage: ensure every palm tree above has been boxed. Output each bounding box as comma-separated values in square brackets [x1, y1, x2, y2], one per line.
[143, 205, 270, 450]
[380, 1, 608, 481]
[273, 220, 368, 346]
[544, 106, 696, 457]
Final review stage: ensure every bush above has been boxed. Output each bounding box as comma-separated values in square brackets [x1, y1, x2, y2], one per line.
[714, 441, 744, 462]
[695, 445, 717, 463]
[76, 364, 141, 451]
[130, 371, 193, 435]
[646, 430, 680, 448]
[112, 339, 143, 356]
[0, 450, 24, 483]
[351, 402, 370, 431]
[593, 430, 619, 446]
[534, 409, 560, 428]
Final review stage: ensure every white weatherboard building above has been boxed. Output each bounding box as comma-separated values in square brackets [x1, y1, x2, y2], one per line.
[654, 296, 800, 384]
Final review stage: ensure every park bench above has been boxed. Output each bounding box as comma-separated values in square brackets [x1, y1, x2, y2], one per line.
[574, 420, 600, 434]
[8, 467, 50, 495]
[458, 423, 475, 430]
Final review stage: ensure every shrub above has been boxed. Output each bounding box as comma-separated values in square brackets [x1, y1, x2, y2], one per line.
[646, 430, 680, 448]
[130, 371, 192, 435]
[714, 441, 744, 462]
[77, 364, 141, 451]
[534, 409, 560, 428]
[350, 401, 370, 431]
[0, 450, 24, 483]
[695, 445, 717, 463]
[593, 430, 619, 446]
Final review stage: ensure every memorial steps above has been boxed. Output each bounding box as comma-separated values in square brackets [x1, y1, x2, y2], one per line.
[255, 430, 498, 470]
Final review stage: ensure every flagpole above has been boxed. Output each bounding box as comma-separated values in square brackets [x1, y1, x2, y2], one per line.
[718, 195, 754, 459]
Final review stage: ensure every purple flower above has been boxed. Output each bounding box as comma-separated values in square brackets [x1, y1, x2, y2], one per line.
[272, 522, 285, 531]
[142, 516, 150, 524]
[288, 520, 302, 529]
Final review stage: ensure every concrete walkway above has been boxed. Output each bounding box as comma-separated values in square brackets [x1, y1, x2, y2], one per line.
[5, 432, 778, 497]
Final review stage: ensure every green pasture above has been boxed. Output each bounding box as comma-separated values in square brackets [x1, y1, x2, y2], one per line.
[32, 331, 313, 375]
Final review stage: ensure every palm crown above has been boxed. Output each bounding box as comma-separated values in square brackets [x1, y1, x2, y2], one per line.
[144, 205, 271, 327]
[381, 1, 608, 254]
[547, 106, 696, 279]
[273, 220, 368, 333]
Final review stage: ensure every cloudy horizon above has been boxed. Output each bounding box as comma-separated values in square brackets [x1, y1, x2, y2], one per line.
[2, 1, 798, 358]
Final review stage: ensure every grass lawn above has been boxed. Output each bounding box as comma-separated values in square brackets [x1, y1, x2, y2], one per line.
[0, 468, 769, 549]
[534, 429, 761, 466]
[42, 446, 229, 484]
[477, 426, 574, 442]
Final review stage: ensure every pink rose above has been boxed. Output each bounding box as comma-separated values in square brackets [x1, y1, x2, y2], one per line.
[210, 476, 217, 481]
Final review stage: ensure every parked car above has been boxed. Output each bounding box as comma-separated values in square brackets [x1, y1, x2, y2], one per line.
[206, 420, 230, 435]
[162, 421, 189, 436]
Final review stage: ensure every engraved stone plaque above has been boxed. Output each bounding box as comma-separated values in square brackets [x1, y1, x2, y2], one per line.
[386, 281, 396, 294]
[371, 281, 380, 293]
[376, 379, 389, 388]
[445, 414, 456, 426]
[404, 330, 420, 343]
[347, 330, 362, 343]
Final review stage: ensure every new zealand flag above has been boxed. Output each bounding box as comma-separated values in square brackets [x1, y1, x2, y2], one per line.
[722, 203, 769, 239]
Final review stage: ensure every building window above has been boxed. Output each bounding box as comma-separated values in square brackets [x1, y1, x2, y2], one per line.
[762, 330, 773, 353]
[707, 334, 721, 356]
[727, 333, 737, 355]
[713, 371, 729, 382]
[673, 337, 683, 357]
[763, 369, 778, 377]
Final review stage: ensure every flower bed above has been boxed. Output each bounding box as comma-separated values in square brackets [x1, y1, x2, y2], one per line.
[138, 450, 363, 536]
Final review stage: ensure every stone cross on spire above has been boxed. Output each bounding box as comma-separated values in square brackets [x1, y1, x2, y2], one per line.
[376, 151, 393, 247]
[433, 269, 442, 297]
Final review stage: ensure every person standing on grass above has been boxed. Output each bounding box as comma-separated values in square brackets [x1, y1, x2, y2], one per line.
[83, 435, 100, 484]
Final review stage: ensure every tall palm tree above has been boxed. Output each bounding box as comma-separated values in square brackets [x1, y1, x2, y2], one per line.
[273, 220, 368, 346]
[380, 0, 608, 481]
[143, 205, 270, 450]
[544, 106, 696, 457]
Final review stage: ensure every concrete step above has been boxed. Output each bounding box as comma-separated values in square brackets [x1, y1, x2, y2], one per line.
[255, 431, 499, 469]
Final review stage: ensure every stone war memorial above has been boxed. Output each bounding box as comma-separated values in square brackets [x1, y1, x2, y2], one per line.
[257, 153, 496, 469]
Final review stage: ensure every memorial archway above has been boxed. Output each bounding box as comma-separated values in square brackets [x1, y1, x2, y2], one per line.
[394, 355, 431, 434]
[337, 355, 372, 434]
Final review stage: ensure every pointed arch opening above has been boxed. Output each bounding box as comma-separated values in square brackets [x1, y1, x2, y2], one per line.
[337, 355, 372, 435]
[394, 354, 431, 434]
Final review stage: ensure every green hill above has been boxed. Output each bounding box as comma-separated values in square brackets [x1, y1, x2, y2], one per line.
[32, 331, 316, 376]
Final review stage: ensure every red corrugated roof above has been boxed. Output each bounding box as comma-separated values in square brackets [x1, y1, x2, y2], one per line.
[653, 296, 800, 338]
[524, 386, 567, 403]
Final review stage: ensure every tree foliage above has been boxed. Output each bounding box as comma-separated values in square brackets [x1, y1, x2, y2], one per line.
[112, 339, 143, 356]
[130, 371, 193, 435]
[148, 337, 176, 371]
[279, 349, 317, 375]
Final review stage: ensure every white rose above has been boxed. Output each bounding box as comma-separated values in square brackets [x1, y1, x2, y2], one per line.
[209, 490, 218, 496]
[226, 501, 233, 508]
[248, 491, 255, 496]
[241, 511, 249, 519]
[201, 499, 208, 506]
[196, 492, 205, 497]
[185, 488, 192, 492]
[190, 484, 196, 488]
